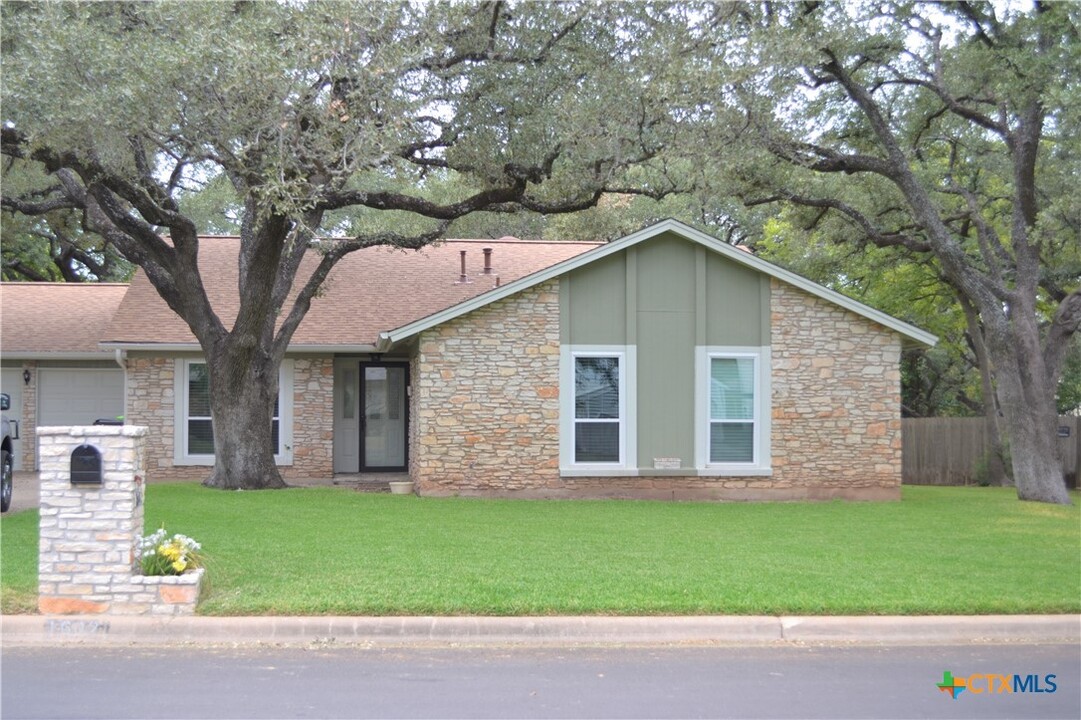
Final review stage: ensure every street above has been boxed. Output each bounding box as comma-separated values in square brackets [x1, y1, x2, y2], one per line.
[2, 643, 1077, 719]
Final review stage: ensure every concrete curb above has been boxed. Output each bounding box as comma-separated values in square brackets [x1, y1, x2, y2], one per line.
[780, 615, 1081, 644]
[3, 614, 1078, 647]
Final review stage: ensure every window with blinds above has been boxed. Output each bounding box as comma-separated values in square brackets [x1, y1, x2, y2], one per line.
[186, 362, 280, 456]
[708, 356, 756, 464]
[574, 355, 622, 463]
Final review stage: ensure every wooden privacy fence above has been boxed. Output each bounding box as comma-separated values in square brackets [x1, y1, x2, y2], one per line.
[902, 416, 1080, 487]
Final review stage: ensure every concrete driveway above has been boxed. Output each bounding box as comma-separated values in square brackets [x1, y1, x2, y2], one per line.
[5, 471, 39, 514]
[2, 472, 352, 515]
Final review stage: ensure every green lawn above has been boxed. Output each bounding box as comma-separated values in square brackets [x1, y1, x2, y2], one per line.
[2, 485, 1078, 616]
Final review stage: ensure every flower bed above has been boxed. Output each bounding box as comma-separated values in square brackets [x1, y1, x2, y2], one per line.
[130, 568, 205, 615]
[139, 528, 205, 576]
[133, 527, 206, 615]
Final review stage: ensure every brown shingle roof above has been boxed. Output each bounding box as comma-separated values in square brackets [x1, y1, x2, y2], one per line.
[103, 238, 601, 347]
[0, 283, 129, 356]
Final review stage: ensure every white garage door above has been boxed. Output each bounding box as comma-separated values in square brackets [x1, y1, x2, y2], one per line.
[38, 369, 125, 427]
[1, 368, 24, 470]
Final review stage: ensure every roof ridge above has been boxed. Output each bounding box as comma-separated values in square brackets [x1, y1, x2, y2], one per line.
[190, 235, 605, 246]
[0, 282, 131, 287]
[435, 238, 604, 245]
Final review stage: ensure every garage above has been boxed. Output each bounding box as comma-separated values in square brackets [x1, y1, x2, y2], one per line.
[38, 368, 124, 427]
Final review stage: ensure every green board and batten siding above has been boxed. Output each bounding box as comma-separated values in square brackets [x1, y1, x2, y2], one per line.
[560, 231, 770, 469]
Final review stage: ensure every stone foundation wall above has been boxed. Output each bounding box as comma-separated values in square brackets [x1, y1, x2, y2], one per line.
[412, 280, 561, 493]
[37, 426, 202, 615]
[769, 278, 903, 497]
[427, 476, 899, 501]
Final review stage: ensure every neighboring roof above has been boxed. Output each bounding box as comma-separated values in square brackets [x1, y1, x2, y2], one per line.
[0, 283, 129, 359]
[381, 219, 938, 349]
[102, 238, 601, 349]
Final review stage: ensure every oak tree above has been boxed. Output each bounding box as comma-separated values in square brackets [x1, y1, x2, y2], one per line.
[2, 1, 682, 489]
[682, 1, 1080, 503]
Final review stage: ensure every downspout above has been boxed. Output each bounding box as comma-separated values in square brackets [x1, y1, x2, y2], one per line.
[114, 348, 128, 424]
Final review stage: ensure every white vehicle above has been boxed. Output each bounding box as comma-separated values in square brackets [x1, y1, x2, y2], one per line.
[1, 392, 18, 512]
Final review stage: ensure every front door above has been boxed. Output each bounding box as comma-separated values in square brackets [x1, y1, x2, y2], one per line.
[359, 362, 408, 472]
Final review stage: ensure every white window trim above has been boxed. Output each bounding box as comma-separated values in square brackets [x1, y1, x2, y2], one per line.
[695, 346, 771, 476]
[559, 345, 637, 475]
[173, 358, 294, 466]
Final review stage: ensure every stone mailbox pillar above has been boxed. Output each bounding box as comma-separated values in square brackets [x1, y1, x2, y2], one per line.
[37, 426, 202, 616]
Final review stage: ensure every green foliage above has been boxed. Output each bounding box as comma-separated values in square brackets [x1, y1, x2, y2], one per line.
[6, 484, 1075, 616]
[1057, 338, 1081, 415]
[663, 0, 1080, 482]
[140, 484, 1081, 615]
[973, 441, 1012, 488]
[1, 161, 132, 281]
[175, 174, 243, 237]
[138, 527, 205, 576]
[1, 2, 702, 488]
[756, 216, 984, 416]
[0, 509, 38, 614]
[5, 484, 1078, 614]
[2, 1, 681, 226]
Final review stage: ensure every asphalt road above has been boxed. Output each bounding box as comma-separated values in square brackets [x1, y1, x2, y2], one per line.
[2, 643, 1077, 719]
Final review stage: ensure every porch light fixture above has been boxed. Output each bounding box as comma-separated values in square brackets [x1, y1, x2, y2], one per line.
[23, 369, 31, 385]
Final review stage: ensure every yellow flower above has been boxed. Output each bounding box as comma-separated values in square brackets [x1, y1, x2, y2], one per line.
[172, 560, 186, 573]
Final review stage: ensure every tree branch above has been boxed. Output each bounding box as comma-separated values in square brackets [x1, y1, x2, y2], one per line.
[271, 221, 451, 359]
[1043, 289, 1081, 387]
[318, 181, 528, 218]
[0, 192, 80, 215]
[745, 191, 932, 252]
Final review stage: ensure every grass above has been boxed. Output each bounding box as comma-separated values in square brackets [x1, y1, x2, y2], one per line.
[2, 485, 1078, 616]
[0, 509, 40, 614]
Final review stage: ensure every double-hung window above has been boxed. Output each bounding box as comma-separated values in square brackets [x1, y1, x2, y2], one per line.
[175, 359, 293, 465]
[574, 355, 622, 463]
[709, 357, 756, 462]
[185, 362, 215, 456]
[696, 347, 770, 474]
[561, 346, 635, 472]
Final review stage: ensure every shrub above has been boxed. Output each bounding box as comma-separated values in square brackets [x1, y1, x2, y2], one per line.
[138, 527, 204, 576]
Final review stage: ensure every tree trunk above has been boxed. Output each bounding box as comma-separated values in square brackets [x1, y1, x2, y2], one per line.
[961, 299, 1010, 486]
[999, 394, 1068, 504]
[203, 350, 287, 490]
[988, 332, 1070, 505]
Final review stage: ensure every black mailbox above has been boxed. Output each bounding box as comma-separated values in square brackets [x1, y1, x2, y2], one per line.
[70, 445, 103, 486]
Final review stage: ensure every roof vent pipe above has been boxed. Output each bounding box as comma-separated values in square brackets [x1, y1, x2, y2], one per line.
[482, 247, 493, 274]
[455, 250, 472, 284]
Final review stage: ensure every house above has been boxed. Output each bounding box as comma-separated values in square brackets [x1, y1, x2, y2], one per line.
[0, 283, 128, 470]
[0, 220, 936, 500]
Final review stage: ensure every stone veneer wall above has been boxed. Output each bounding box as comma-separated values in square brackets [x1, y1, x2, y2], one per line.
[411, 276, 902, 501]
[125, 356, 203, 481]
[125, 354, 334, 481]
[38, 426, 202, 615]
[767, 278, 902, 498]
[19, 361, 37, 470]
[412, 280, 561, 494]
[288, 356, 334, 479]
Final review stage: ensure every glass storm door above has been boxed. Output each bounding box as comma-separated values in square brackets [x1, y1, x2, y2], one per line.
[360, 363, 408, 471]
